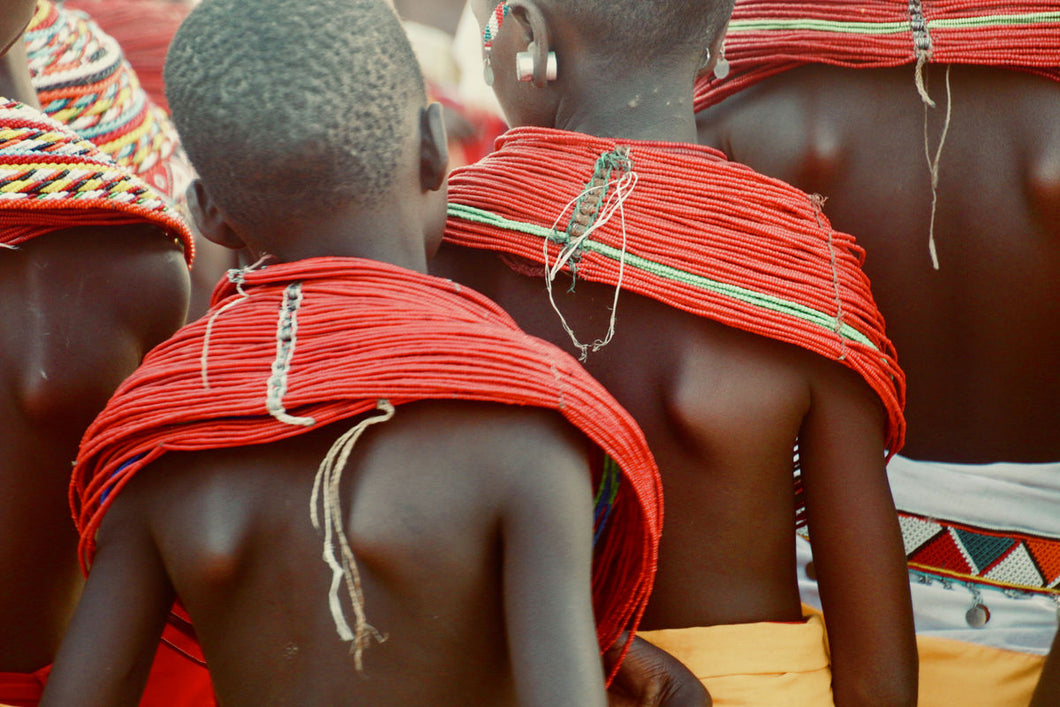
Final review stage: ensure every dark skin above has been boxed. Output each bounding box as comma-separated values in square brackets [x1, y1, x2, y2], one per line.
[1031, 629, 1060, 707]
[42, 96, 709, 706]
[697, 63, 1060, 464]
[432, 1, 917, 704]
[45, 402, 605, 707]
[0, 2, 191, 673]
[606, 634, 713, 707]
[0, 226, 189, 672]
[3, 0, 229, 325]
[697, 62, 1060, 695]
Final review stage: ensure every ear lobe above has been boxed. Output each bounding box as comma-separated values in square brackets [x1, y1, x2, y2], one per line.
[185, 179, 246, 251]
[506, 0, 553, 88]
[419, 102, 449, 192]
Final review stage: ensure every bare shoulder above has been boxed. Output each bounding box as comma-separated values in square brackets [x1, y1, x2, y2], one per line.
[0, 222, 189, 431]
[358, 400, 595, 497]
[665, 317, 814, 449]
[30, 222, 192, 344]
[800, 343, 887, 436]
[109, 400, 596, 577]
[105, 400, 593, 523]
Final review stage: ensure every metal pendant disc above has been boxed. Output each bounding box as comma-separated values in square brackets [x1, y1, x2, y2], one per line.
[966, 603, 991, 628]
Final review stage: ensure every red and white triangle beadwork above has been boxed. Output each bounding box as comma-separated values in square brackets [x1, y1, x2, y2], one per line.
[900, 511, 1060, 595]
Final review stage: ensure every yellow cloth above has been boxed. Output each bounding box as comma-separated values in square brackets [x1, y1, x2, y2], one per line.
[916, 634, 1044, 707]
[638, 614, 834, 706]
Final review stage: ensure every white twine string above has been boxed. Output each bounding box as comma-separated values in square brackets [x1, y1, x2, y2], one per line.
[265, 281, 316, 427]
[310, 399, 395, 671]
[200, 254, 272, 389]
[543, 166, 638, 360]
[923, 64, 953, 270]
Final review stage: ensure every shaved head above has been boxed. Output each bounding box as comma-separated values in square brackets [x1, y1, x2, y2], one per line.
[165, 0, 426, 228]
[542, 0, 733, 59]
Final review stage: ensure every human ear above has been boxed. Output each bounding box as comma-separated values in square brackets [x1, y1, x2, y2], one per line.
[504, 0, 554, 88]
[185, 179, 246, 251]
[419, 102, 449, 193]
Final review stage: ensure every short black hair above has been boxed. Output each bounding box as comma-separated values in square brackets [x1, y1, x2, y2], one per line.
[165, 0, 426, 227]
[550, 0, 734, 60]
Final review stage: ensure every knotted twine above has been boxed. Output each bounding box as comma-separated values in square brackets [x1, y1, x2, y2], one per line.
[71, 256, 662, 674]
[445, 127, 906, 461]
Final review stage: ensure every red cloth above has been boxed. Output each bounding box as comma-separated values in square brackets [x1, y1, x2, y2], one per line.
[694, 0, 1060, 111]
[71, 256, 662, 662]
[0, 665, 49, 707]
[445, 127, 906, 459]
[0, 644, 212, 707]
[139, 627, 215, 707]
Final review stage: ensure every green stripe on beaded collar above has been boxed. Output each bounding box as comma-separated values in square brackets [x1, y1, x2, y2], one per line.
[448, 202, 879, 350]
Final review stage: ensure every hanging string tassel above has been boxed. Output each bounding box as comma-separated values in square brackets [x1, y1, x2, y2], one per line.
[542, 147, 638, 360]
[310, 399, 395, 670]
[923, 65, 954, 270]
[693, 1, 1060, 270]
[200, 255, 272, 389]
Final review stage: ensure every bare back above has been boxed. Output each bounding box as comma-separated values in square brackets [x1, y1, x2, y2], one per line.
[432, 246, 910, 652]
[46, 401, 607, 707]
[0, 224, 188, 671]
[697, 64, 1060, 463]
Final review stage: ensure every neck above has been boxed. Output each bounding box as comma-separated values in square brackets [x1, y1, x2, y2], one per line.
[0, 44, 41, 108]
[245, 205, 433, 275]
[553, 70, 697, 143]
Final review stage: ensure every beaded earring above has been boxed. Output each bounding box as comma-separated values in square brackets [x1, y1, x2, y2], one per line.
[482, 2, 509, 86]
[482, 1, 557, 87]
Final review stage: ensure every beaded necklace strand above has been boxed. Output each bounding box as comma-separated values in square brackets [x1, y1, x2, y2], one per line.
[71, 256, 662, 672]
[63, 0, 191, 113]
[24, 0, 185, 198]
[695, 0, 1060, 110]
[445, 126, 906, 459]
[0, 99, 193, 259]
